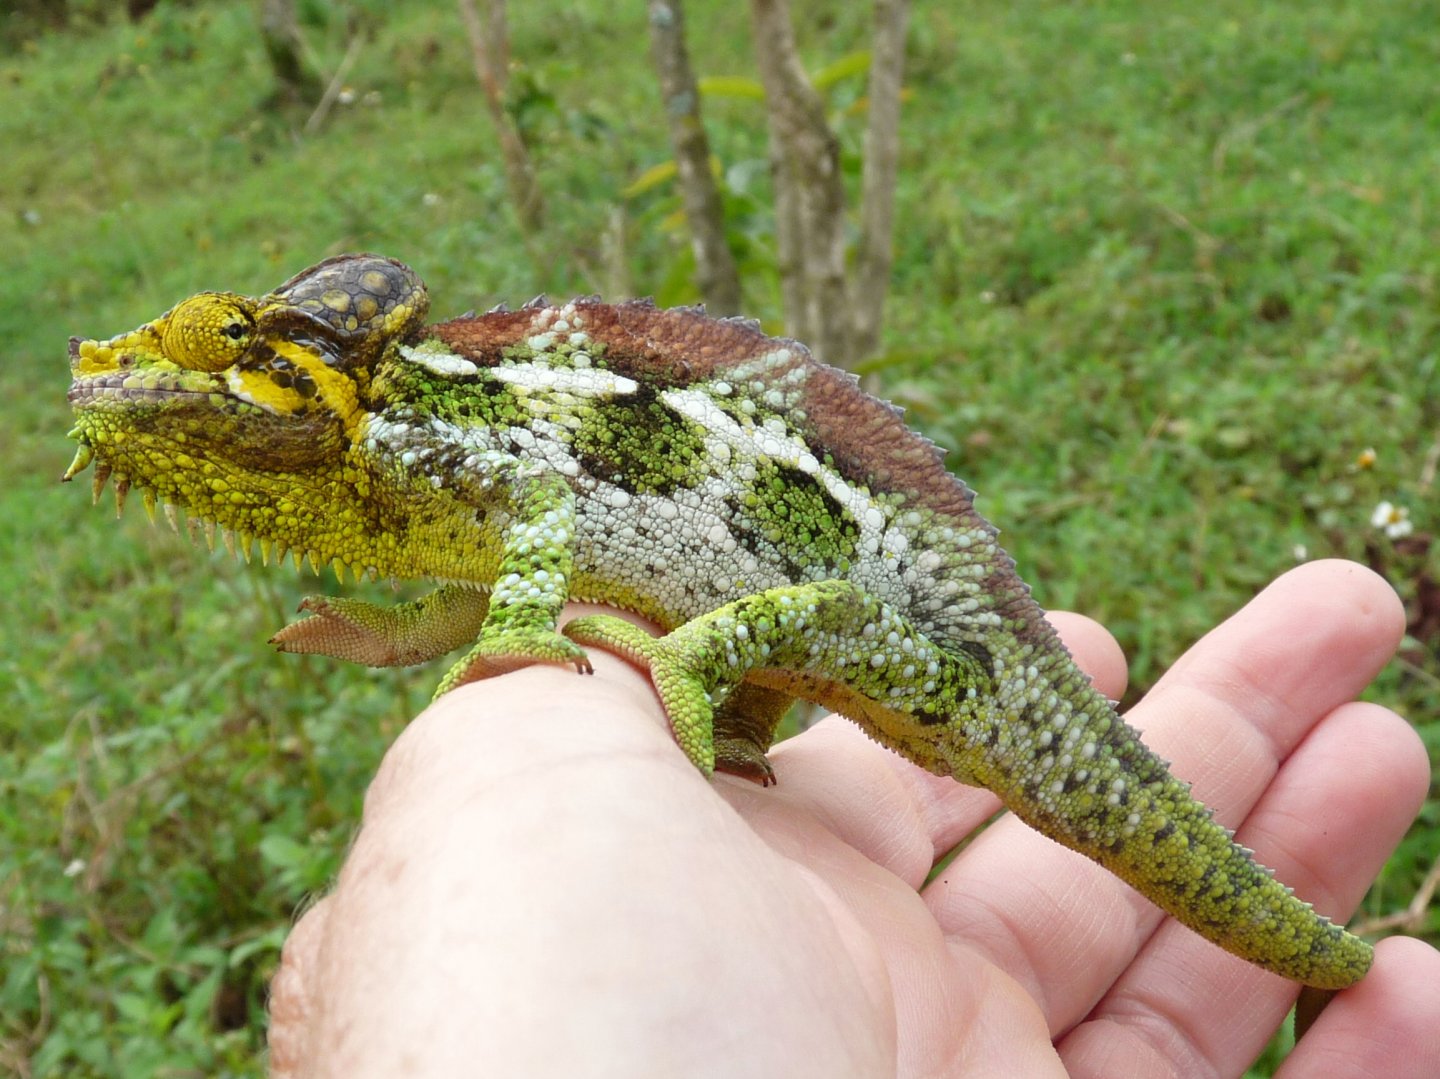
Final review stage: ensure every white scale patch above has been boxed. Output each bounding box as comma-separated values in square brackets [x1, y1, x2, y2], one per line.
[402, 340, 637, 400]
[575, 475, 796, 617]
[402, 346, 479, 378]
[490, 363, 638, 397]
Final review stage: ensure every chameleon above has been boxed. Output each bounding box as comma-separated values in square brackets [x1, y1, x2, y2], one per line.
[64, 252, 1371, 989]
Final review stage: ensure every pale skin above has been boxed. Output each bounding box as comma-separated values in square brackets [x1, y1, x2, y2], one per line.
[267, 560, 1440, 1077]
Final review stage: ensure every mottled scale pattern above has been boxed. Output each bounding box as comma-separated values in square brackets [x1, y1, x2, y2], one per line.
[413, 302, 1035, 644]
[63, 254, 1374, 990]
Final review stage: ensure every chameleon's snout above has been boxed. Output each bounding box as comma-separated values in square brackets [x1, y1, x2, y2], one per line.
[67, 334, 102, 375]
[66, 334, 97, 375]
[67, 332, 133, 377]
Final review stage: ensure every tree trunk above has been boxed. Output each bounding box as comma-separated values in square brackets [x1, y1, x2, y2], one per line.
[457, 0, 545, 236]
[748, 0, 851, 367]
[647, 1, 743, 314]
[852, 0, 909, 363]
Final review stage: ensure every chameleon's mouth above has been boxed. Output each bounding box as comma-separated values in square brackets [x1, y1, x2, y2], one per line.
[67, 374, 221, 408]
[67, 375, 224, 410]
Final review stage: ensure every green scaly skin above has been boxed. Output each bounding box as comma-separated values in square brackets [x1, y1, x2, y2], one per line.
[64, 254, 1373, 989]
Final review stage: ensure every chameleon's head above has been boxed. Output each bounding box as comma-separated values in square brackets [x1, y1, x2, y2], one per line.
[64, 254, 429, 539]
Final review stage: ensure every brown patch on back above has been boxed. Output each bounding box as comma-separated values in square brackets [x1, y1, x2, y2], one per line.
[433, 301, 965, 512]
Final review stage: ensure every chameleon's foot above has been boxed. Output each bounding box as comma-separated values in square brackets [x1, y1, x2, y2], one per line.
[438, 630, 593, 695]
[711, 683, 791, 786]
[271, 595, 407, 664]
[714, 736, 777, 786]
[270, 586, 490, 667]
[565, 614, 717, 774]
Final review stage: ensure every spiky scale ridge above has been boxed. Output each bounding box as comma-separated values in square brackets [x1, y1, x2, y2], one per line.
[63, 254, 1373, 989]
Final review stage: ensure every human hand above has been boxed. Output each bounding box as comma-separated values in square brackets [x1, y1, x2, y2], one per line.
[268, 560, 1439, 1077]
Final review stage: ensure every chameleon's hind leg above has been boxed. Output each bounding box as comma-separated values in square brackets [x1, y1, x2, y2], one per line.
[561, 615, 723, 774]
[565, 580, 977, 779]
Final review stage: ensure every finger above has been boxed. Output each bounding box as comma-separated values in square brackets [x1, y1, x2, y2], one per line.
[921, 560, 1405, 1033]
[1058, 701, 1428, 1078]
[1046, 610, 1130, 703]
[268, 896, 331, 1078]
[1152, 559, 1403, 757]
[1276, 936, 1440, 1079]
[734, 609, 1129, 888]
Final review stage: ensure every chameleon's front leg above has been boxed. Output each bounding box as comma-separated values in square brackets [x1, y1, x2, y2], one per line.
[438, 468, 592, 692]
[269, 468, 590, 690]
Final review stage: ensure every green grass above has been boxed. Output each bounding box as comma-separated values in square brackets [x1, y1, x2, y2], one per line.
[2, 1, 1437, 1073]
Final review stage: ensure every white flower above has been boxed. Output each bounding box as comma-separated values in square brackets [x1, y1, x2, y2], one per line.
[1370, 501, 1414, 539]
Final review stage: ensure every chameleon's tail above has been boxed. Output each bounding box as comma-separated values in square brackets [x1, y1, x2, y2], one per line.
[967, 652, 1372, 989]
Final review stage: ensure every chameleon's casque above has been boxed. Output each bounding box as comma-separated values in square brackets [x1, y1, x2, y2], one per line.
[65, 254, 1372, 988]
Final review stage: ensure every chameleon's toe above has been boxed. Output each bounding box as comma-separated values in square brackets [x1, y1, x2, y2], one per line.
[270, 586, 491, 668]
[711, 683, 790, 786]
[563, 614, 664, 668]
[270, 595, 400, 664]
[438, 630, 593, 695]
[646, 653, 717, 775]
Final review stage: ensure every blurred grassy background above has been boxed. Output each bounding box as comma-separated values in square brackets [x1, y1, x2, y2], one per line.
[2, 1, 1437, 1073]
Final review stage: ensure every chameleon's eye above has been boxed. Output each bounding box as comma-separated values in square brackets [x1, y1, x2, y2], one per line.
[159, 293, 257, 372]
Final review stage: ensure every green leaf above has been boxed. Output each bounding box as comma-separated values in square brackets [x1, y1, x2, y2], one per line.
[813, 50, 872, 90]
[258, 833, 310, 871]
[622, 159, 678, 199]
[230, 924, 287, 968]
[698, 75, 766, 100]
